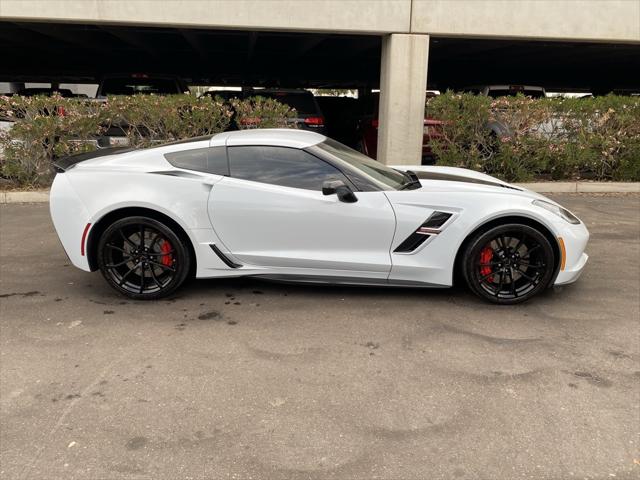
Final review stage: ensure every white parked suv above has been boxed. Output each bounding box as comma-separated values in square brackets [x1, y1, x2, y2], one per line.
[464, 85, 546, 98]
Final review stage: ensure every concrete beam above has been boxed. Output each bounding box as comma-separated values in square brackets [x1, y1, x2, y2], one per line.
[377, 33, 429, 166]
[2, 1, 639, 43]
[0, 0, 411, 34]
[411, 0, 640, 43]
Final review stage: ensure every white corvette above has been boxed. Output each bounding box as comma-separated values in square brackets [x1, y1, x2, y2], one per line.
[50, 129, 589, 304]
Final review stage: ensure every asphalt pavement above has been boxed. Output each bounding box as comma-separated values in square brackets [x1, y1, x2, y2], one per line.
[1, 194, 639, 480]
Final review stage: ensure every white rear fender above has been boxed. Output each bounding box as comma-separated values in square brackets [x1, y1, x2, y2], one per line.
[56, 169, 227, 274]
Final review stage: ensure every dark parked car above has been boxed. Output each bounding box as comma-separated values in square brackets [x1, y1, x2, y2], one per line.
[314, 95, 360, 147]
[94, 74, 188, 147]
[255, 89, 326, 134]
[202, 88, 327, 134]
[96, 74, 187, 98]
[200, 89, 244, 102]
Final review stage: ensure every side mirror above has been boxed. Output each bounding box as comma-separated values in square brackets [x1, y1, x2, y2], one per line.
[322, 180, 358, 203]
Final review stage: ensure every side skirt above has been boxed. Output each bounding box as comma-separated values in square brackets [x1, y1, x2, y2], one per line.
[249, 274, 448, 289]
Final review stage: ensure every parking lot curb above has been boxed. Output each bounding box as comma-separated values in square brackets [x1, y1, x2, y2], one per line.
[1, 182, 639, 204]
[515, 182, 640, 193]
[1, 190, 51, 203]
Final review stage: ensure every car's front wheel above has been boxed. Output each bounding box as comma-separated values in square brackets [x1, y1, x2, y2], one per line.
[462, 223, 555, 304]
[97, 216, 191, 300]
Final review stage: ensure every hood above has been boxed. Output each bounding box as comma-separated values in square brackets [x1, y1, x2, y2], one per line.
[393, 165, 550, 202]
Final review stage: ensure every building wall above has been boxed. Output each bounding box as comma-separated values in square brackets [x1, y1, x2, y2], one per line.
[1, 0, 638, 42]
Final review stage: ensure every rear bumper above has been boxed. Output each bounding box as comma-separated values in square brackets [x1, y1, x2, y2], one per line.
[49, 174, 92, 271]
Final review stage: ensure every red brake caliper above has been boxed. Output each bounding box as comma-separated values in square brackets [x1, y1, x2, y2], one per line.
[160, 240, 173, 266]
[479, 247, 494, 282]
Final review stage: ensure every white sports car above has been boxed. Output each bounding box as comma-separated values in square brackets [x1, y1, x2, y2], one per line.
[50, 129, 589, 304]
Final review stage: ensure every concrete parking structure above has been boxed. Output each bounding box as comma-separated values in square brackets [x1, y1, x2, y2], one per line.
[1, 0, 639, 165]
[1, 193, 639, 479]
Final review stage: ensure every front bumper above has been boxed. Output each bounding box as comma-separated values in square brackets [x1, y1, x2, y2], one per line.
[553, 220, 589, 285]
[555, 252, 588, 285]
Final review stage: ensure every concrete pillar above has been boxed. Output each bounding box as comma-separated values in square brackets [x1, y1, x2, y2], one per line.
[377, 33, 429, 166]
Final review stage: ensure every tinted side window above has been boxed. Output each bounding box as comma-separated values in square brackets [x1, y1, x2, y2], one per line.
[228, 146, 349, 190]
[207, 146, 229, 175]
[164, 146, 229, 175]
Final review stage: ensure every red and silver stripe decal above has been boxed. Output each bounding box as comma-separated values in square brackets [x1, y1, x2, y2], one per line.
[417, 227, 441, 235]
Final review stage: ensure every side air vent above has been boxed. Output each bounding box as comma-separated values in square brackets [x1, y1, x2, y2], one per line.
[209, 244, 241, 268]
[421, 211, 452, 229]
[394, 211, 453, 253]
[395, 233, 432, 253]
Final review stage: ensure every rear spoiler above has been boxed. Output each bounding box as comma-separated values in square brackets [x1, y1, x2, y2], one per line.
[53, 146, 135, 172]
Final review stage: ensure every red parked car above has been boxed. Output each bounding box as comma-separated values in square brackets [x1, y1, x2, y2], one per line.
[356, 93, 444, 165]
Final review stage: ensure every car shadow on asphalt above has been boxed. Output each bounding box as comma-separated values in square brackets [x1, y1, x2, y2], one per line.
[177, 276, 483, 305]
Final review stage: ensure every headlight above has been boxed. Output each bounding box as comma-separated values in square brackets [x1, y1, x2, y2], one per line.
[532, 199, 580, 224]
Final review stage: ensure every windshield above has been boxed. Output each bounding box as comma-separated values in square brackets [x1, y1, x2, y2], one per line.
[315, 138, 416, 191]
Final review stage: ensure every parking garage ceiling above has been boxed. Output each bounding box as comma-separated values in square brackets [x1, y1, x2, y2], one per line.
[2, 21, 639, 92]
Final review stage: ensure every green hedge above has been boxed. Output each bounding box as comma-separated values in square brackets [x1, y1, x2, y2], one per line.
[1, 92, 638, 187]
[426, 92, 640, 182]
[231, 96, 296, 129]
[0, 95, 106, 186]
[0, 94, 295, 187]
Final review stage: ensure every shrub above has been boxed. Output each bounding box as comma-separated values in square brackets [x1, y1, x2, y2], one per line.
[0, 94, 234, 187]
[425, 92, 493, 172]
[104, 94, 233, 148]
[230, 96, 296, 129]
[426, 92, 640, 182]
[2, 92, 638, 188]
[0, 94, 106, 187]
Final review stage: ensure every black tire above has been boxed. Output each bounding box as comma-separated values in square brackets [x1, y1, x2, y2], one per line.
[462, 223, 555, 305]
[97, 216, 191, 300]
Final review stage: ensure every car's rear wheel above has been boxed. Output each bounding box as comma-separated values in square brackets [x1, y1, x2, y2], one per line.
[97, 216, 191, 300]
[462, 224, 555, 304]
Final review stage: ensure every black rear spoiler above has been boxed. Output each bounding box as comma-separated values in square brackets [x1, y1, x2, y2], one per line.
[53, 146, 135, 172]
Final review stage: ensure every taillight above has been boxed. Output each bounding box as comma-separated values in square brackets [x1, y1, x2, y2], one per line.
[423, 121, 442, 136]
[371, 119, 379, 129]
[304, 116, 325, 127]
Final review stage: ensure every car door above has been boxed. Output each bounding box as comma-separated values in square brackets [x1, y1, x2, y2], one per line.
[207, 145, 396, 278]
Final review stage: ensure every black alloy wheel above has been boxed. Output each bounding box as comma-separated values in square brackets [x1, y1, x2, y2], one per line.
[462, 224, 555, 304]
[97, 216, 191, 299]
